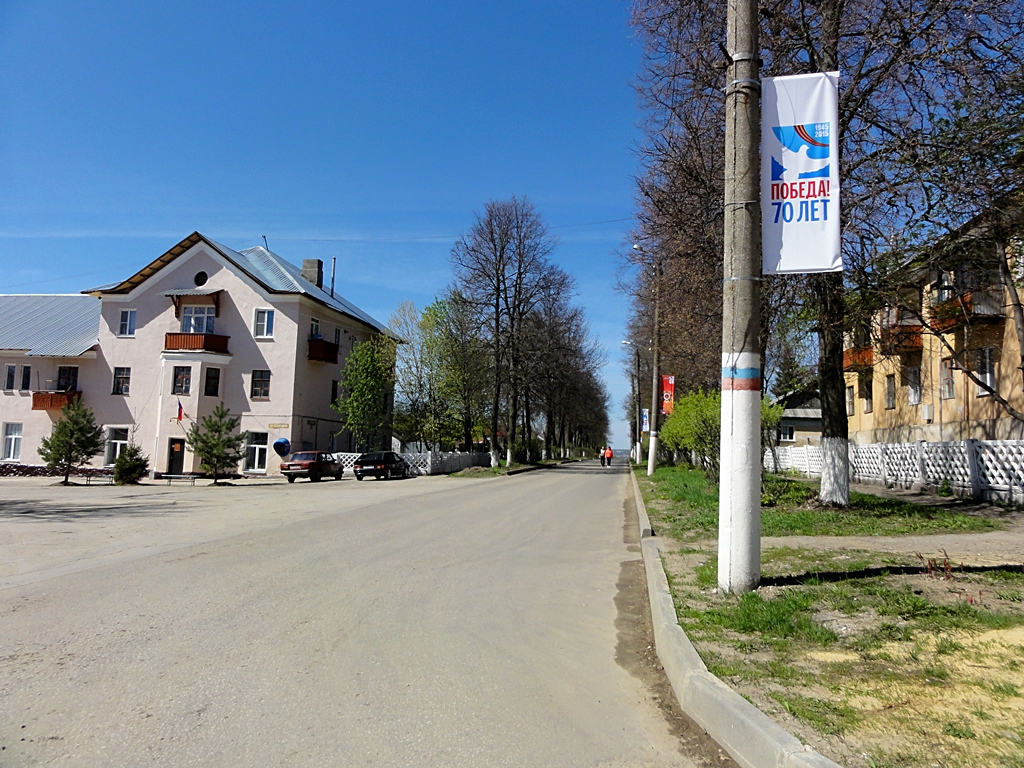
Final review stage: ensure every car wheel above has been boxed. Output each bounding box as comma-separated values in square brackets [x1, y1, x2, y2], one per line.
[336, 469, 344, 480]
[310, 471, 321, 483]
[355, 474, 363, 481]
[287, 476, 295, 484]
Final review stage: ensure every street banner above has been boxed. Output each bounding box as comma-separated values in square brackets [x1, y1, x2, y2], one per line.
[641, 408, 650, 433]
[661, 375, 675, 415]
[761, 71, 841, 275]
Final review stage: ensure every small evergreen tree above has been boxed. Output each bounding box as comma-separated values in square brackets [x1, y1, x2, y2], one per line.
[113, 441, 149, 485]
[38, 399, 106, 485]
[185, 402, 247, 484]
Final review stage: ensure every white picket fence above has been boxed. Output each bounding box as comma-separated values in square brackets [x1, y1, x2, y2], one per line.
[329, 451, 491, 476]
[766, 439, 1024, 503]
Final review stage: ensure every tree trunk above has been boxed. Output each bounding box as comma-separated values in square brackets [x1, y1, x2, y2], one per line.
[816, 271, 850, 504]
[997, 240, 1024, 393]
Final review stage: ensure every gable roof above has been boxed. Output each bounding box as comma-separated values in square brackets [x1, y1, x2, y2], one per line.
[86, 232, 390, 334]
[0, 294, 101, 357]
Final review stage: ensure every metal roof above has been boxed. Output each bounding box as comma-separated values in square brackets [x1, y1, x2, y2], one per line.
[0, 294, 100, 357]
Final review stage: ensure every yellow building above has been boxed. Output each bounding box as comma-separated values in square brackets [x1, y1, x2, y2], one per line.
[844, 237, 1024, 444]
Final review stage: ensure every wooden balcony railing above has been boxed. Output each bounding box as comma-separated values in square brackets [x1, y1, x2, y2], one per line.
[32, 390, 82, 411]
[308, 338, 339, 364]
[164, 333, 230, 353]
[842, 346, 873, 371]
[880, 325, 923, 355]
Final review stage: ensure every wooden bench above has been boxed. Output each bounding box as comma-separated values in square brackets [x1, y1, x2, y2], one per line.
[163, 474, 197, 486]
[84, 473, 115, 485]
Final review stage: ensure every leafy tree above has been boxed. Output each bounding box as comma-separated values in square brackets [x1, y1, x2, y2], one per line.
[113, 440, 149, 485]
[185, 402, 246, 484]
[333, 334, 397, 451]
[660, 390, 722, 478]
[434, 292, 489, 452]
[38, 399, 105, 485]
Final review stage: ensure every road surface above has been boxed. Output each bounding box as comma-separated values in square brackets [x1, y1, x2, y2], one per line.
[0, 463, 728, 766]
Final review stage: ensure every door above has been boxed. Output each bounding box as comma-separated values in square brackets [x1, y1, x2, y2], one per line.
[167, 439, 185, 475]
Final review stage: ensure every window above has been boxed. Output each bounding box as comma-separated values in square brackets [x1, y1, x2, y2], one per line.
[846, 385, 855, 416]
[181, 306, 215, 334]
[57, 366, 78, 392]
[3, 365, 14, 391]
[331, 379, 339, 406]
[20, 365, 31, 392]
[907, 366, 921, 406]
[885, 374, 896, 410]
[204, 367, 220, 397]
[778, 425, 795, 442]
[2, 423, 22, 461]
[172, 366, 192, 395]
[940, 358, 955, 400]
[334, 327, 341, 346]
[254, 309, 275, 338]
[112, 367, 131, 395]
[118, 309, 136, 337]
[862, 378, 873, 413]
[977, 347, 995, 396]
[105, 428, 129, 465]
[245, 432, 268, 472]
[310, 317, 321, 339]
[251, 370, 271, 399]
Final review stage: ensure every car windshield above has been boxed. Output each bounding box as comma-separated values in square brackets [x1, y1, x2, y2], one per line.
[291, 452, 317, 461]
[357, 452, 383, 462]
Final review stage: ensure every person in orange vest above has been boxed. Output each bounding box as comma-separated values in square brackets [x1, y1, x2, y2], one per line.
[604, 446, 613, 466]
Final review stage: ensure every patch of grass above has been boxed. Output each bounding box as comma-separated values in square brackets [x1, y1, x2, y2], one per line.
[701, 590, 837, 645]
[982, 568, 1024, 584]
[972, 708, 993, 720]
[941, 718, 976, 739]
[694, 561, 717, 589]
[768, 691, 860, 735]
[922, 664, 949, 684]
[637, 466, 999, 540]
[992, 681, 1021, 697]
[935, 636, 963, 655]
[998, 589, 1023, 603]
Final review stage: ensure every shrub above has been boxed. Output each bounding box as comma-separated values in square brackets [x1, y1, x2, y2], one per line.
[113, 442, 149, 484]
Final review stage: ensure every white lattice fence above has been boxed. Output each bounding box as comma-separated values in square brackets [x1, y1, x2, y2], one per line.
[885, 442, 919, 487]
[974, 441, 1024, 494]
[402, 453, 432, 475]
[806, 446, 823, 475]
[329, 452, 362, 469]
[923, 442, 972, 489]
[851, 444, 883, 481]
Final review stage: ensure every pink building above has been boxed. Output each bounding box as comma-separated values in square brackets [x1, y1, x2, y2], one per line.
[0, 232, 389, 476]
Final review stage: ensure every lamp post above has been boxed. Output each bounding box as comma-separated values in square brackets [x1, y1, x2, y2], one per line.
[634, 245, 661, 477]
[621, 340, 642, 464]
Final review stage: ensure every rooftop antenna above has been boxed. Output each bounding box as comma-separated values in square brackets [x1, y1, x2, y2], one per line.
[330, 257, 337, 297]
[262, 235, 269, 250]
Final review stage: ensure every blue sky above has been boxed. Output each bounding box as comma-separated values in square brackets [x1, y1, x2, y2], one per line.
[0, 1, 642, 447]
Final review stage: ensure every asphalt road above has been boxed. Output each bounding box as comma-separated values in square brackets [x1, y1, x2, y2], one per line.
[0, 463, 713, 767]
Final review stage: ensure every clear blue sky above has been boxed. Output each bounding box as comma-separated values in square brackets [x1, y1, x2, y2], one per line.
[0, 0, 642, 447]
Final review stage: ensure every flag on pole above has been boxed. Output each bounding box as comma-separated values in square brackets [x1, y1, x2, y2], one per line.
[761, 71, 841, 275]
[660, 375, 675, 415]
[177, 399, 184, 422]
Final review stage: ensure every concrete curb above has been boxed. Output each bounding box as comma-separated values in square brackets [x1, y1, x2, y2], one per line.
[630, 470, 842, 768]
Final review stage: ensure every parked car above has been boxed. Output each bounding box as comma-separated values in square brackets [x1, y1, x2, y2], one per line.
[353, 451, 410, 480]
[280, 451, 344, 483]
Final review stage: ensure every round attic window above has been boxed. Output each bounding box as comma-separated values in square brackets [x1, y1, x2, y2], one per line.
[194, 271, 208, 287]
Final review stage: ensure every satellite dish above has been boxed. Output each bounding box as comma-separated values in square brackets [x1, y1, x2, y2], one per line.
[273, 438, 291, 457]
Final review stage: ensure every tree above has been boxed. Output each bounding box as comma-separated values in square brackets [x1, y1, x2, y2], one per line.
[38, 399, 105, 485]
[333, 334, 397, 451]
[434, 292, 489, 452]
[185, 402, 246, 484]
[113, 440, 149, 485]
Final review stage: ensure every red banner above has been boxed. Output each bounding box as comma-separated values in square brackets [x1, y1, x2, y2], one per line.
[660, 375, 675, 415]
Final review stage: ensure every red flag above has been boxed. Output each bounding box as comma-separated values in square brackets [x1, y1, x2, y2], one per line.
[660, 375, 675, 415]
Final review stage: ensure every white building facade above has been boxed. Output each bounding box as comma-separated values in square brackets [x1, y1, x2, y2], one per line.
[0, 232, 389, 477]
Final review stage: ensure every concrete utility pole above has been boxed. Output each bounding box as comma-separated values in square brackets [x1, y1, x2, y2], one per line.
[621, 340, 643, 463]
[717, 0, 762, 593]
[647, 262, 661, 477]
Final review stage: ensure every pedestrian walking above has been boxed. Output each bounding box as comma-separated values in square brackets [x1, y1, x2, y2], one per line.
[604, 447, 613, 467]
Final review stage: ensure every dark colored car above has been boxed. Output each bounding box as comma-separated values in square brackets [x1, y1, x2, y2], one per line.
[280, 451, 344, 483]
[353, 451, 410, 481]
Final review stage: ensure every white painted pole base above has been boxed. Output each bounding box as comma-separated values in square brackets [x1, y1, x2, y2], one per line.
[819, 436, 850, 505]
[635, 441, 642, 465]
[490, 449, 500, 468]
[718, 354, 762, 594]
[506, 447, 514, 467]
[647, 432, 658, 476]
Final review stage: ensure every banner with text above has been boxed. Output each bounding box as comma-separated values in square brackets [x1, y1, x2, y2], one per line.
[660, 375, 675, 415]
[761, 71, 841, 275]
[641, 408, 650, 433]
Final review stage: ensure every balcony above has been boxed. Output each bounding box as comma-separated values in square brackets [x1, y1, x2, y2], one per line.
[879, 325, 923, 355]
[308, 338, 339, 364]
[842, 346, 873, 371]
[32, 390, 82, 411]
[164, 333, 230, 353]
[930, 290, 1003, 332]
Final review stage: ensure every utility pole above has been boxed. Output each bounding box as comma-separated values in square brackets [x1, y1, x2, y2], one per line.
[621, 340, 643, 464]
[647, 261, 661, 477]
[718, 0, 762, 593]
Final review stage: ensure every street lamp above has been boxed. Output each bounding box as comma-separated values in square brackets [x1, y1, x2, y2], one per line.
[634, 244, 661, 477]
[621, 340, 642, 464]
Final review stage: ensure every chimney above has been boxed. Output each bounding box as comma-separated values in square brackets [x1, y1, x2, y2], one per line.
[301, 259, 323, 289]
